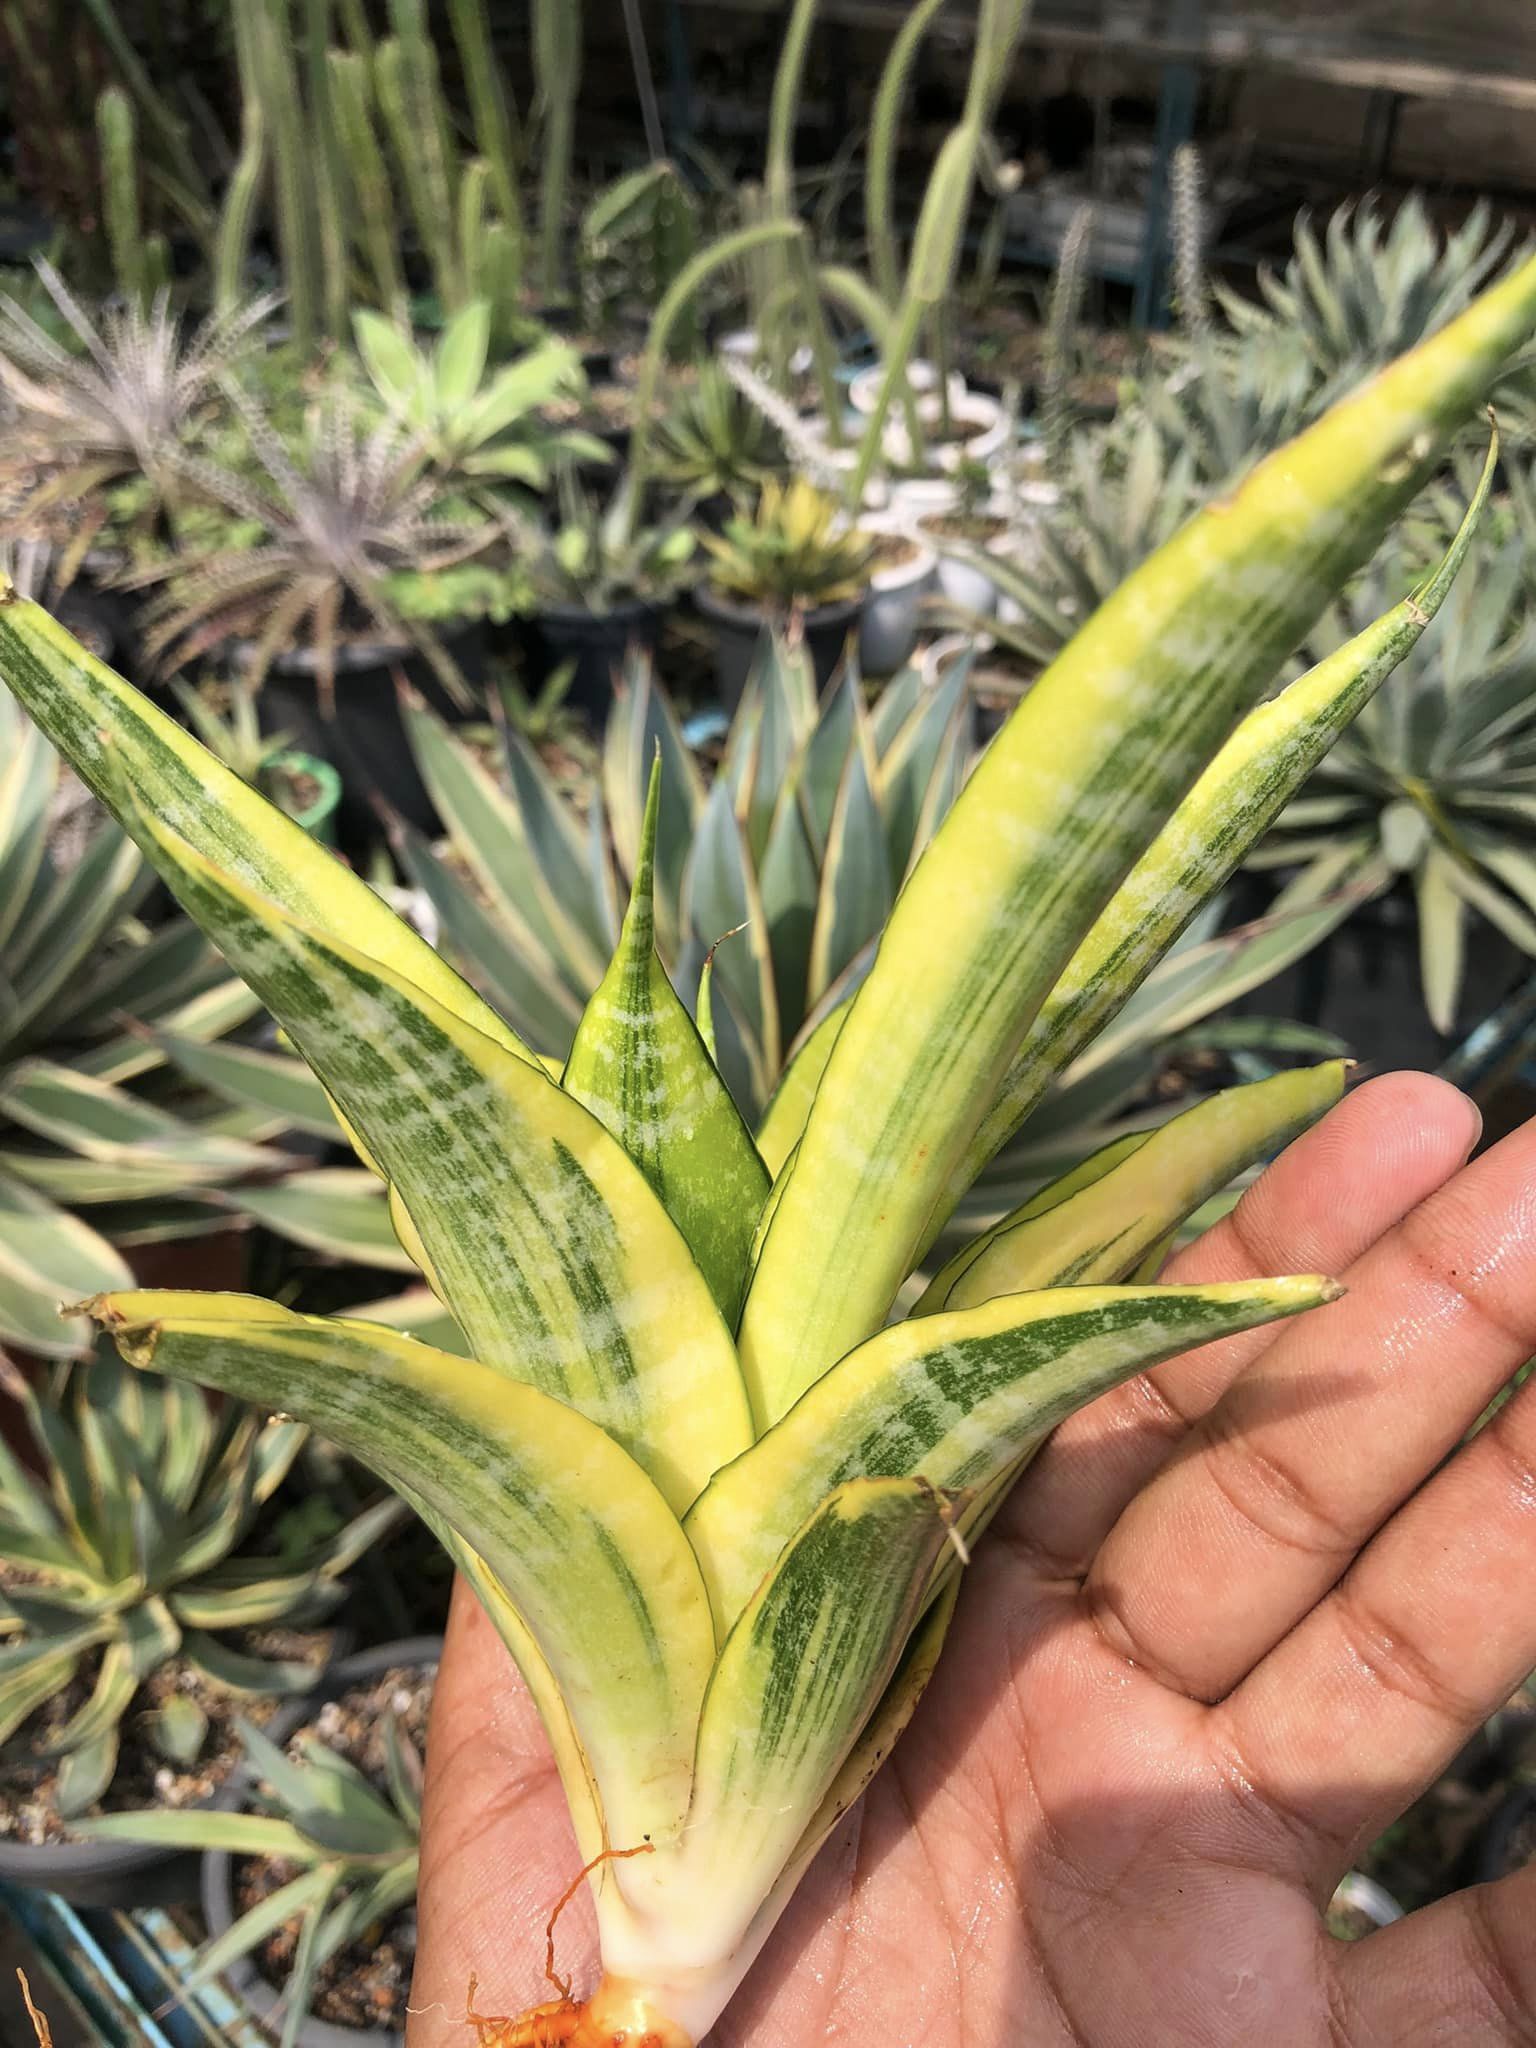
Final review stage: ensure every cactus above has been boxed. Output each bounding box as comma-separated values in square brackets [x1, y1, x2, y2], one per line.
[447, 0, 524, 259]
[1041, 200, 1093, 487]
[866, 0, 949, 308]
[232, 0, 319, 352]
[95, 86, 146, 309]
[303, 0, 351, 340]
[330, 47, 407, 321]
[1170, 142, 1212, 344]
[215, 118, 267, 317]
[80, 0, 211, 219]
[532, 0, 581, 299]
[377, 3, 462, 314]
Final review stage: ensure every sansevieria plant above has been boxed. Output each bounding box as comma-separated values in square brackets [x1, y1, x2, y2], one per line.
[1, 263, 1531, 2044]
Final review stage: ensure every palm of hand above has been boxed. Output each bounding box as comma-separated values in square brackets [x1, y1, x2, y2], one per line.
[411, 1075, 1536, 2047]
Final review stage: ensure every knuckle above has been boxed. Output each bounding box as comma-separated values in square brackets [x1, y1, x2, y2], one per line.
[1330, 1582, 1484, 1728]
[1201, 1417, 1362, 1564]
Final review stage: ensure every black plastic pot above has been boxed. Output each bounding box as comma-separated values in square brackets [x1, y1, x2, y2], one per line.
[202, 1638, 442, 2048]
[520, 598, 661, 716]
[695, 585, 865, 710]
[249, 625, 487, 842]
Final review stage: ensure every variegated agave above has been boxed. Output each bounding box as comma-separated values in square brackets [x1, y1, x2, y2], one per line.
[0, 264, 1530, 2045]
[0, 262, 276, 574]
[0, 1350, 400, 1822]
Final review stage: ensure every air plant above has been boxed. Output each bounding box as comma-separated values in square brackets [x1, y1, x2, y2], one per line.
[0, 258, 1531, 2046]
[0, 263, 276, 572]
[130, 389, 495, 697]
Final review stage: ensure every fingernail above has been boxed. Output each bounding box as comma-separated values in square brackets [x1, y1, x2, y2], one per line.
[1462, 1094, 1484, 1155]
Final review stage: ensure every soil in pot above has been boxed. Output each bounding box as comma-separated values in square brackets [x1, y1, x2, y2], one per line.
[918, 511, 1009, 547]
[231, 1658, 434, 2036]
[1478, 1783, 1536, 1884]
[0, 1623, 337, 1849]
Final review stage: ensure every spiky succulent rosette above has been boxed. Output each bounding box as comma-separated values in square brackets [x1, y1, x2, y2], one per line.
[2, 259, 1533, 2042]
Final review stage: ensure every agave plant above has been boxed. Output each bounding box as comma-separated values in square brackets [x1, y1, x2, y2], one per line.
[352, 302, 606, 497]
[78, 1705, 423, 2045]
[0, 681, 416, 1355]
[0, 1351, 400, 1822]
[132, 389, 495, 696]
[0, 262, 275, 572]
[1252, 514, 1536, 1035]
[654, 361, 784, 504]
[1214, 195, 1523, 413]
[1, 259, 1529, 2045]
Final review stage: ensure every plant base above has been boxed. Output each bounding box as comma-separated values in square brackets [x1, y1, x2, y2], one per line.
[466, 1975, 693, 2048]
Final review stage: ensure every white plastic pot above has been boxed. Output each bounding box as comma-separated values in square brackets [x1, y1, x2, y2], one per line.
[884, 391, 1013, 475]
[857, 519, 937, 676]
[849, 359, 968, 420]
[916, 514, 1013, 619]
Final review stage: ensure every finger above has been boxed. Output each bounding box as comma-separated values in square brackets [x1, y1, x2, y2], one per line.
[1002, 1073, 1481, 1574]
[1081, 1108, 1536, 1701]
[409, 1578, 592, 2037]
[1214, 1367, 1536, 1884]
[1329, 1864, 1536, 2046]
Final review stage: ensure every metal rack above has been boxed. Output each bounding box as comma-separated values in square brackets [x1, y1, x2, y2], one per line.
[661, 0, 1536, 325]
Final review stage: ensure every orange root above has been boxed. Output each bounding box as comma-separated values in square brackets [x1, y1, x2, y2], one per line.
[465, 1840, 679, 2047]
[18, 1971, 53, 2048]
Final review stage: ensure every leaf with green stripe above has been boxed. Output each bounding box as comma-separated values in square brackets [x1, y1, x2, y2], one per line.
[919, 1062, 1347, 1312]
[103, 805, 751, 1512]
[405, 696, 595, 1007]
[934, 437, 1496, 1234]
[0, 598, 534, 1065]
[807, 734, 891, 1010]
[691, 1275, 1335, 1631]
[739, 349, 1514, 1427]
[684, 777, 780, 1107]
[666, 1478, 947, 1949]
[87, 1291, 717, 1849]
[0, 1059, 279, 1178]
[563, 763, 769, 1327]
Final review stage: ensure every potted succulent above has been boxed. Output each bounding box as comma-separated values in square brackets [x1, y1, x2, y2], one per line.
[0, 1351, 400, 1904]
[351, 301, 609, 513]
[653, 362, 784, 525]
[698, 478, 876, 704]
[520, 468, 697, 713]
[78, 1641, 438, 2047]
[127, 390, 504, 834]
[175, 680, 342, 842]
[2, 255, 1530, 2046]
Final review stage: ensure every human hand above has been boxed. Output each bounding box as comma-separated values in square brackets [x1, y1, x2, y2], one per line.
[409, 1072, 1536, 2045]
